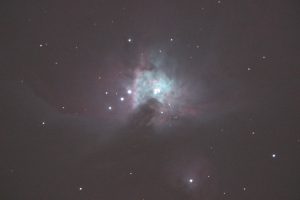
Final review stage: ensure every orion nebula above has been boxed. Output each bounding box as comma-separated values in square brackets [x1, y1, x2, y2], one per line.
[125, 51, 185, 127]
[1, 0, 299, 200]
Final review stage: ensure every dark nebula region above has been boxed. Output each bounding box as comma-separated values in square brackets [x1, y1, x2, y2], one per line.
[0, 0, 299, 200]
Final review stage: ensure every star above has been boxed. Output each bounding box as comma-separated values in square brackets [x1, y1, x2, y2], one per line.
[127, 89, 132, 94]
[188, 178, 194, 183]
[120, 97, 124, 101]
[108, 106, 112, 110]
[272, 153, 277, 158]
[153, 88, 161, 95]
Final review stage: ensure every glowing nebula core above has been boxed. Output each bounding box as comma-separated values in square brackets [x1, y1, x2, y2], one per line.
[133, 68, 174, 108]
[124, 51, 192, 127]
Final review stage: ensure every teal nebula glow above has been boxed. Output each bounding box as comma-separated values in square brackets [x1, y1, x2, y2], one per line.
[134, 69, 174, 107]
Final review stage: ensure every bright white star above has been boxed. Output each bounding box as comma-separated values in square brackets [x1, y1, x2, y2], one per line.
[153, 88, 161, 95]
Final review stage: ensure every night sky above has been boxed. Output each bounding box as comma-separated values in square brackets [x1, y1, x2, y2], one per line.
[1, 0, 299, 199]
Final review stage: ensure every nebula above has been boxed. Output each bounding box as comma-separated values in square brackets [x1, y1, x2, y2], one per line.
[133, 67, 174, 108]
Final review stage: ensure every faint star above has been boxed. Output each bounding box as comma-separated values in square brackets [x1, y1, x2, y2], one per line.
[127, 38, 133, 43]
[243, 187, 246, 191]
[79, 187, 83, 191]
[105, 91, 109, 95]
[188, 178, 194, 183]
[262, 55, 267, 59]
[170, 38, 174, 42]
[272, 153, 277, 158]
[247, 67, 252, 71]
[41, 121, 46, 125]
